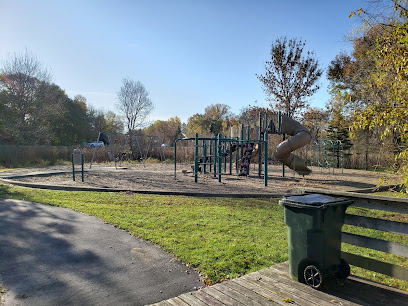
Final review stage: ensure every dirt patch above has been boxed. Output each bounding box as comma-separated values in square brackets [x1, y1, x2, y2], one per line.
[0, 162, 401, 196]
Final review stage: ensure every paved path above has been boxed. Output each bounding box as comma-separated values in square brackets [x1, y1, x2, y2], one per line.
[0, 198, 203, 306]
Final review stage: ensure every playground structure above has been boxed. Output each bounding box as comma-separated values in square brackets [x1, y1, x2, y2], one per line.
[310, 139, 344, 174]
[174, 132, 268, 185]
[274, 114, 312, 176]
[174, 112, 313, 186]
[88, 115, 345, 188]
[89, 132, 166, 169]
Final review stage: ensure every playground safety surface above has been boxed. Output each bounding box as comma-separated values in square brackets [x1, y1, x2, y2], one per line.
[0, 163, 401, 196]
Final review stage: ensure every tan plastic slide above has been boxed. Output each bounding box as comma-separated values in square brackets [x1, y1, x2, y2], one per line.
[274, 114, 312, 175]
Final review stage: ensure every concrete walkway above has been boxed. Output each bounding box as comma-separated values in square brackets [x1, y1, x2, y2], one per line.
[0, 198, 203, 306]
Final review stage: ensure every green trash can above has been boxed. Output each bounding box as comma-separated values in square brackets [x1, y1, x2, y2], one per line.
[279, 193, 353, 289]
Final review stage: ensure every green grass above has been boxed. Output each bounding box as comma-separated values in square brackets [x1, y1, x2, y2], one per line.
[0, 184, 287, 285]
[0, 167, 12, 172]
[0, 183, 407, 291]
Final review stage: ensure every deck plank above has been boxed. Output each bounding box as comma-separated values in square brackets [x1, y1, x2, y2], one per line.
[151, 261, 408, 306]
[201, 286, 246, 305]
[166, 297, 190, 306]
[248, 271, 329, 306]
[222, 281, 275, 306]
[211, 282, 265, 306]
[261, 265, 358, 305]
[244, 272, 313, 305]
[269, 262, 408, 305]
[177, 292, 208, 306]
[193, 290, 226, 306]
[151, 300, 173, 306]
[232, 276, 294, 305]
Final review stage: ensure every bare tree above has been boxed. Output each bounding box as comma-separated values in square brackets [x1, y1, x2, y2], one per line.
[116, 78, 154, 132]
[0, 49, 53, 144]
[257, 37, 322, 118]
[2, 49, 51, 82]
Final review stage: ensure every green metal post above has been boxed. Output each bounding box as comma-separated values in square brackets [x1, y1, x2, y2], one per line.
[336, 140, 344, 174]
[331, 140, 335, 174]
[81, 154, 84, 182]
[278, 111, 285, 178]
[240, 123, 244, 160]
[194, 133, 199, 183]
[209, 140, 212, 172]
[263, 113, 268, 185]
[72, 154, 75, 181]
[282, 134, 285, 178]
[174, 140, 177, 179]
[203, 142, 207, 174]
[218, 133, 222, 182]
[317, 141, 322, 170]
[213, 138, 217, 178]
[229, 142, 232, 175]
[223, 143, 227, 174]
[259, 112, 262, 177]
[311, 141, 317, 170]
[229, 125, 233, 175]
[264, 112, 268, 169]
[264, 139, 268, 187]
[236, 139, 239, 176]
[246, 125, 251, 176]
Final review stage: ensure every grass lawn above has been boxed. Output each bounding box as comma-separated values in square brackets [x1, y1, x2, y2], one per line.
[0, 183, 407, 291]
[0, 183, 287, 285]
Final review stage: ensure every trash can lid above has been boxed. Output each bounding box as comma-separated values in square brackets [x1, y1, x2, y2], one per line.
[279, 193, 353, 208]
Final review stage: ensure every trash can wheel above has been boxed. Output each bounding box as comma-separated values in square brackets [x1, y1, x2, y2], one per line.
[335, 258, 350, 279]
[304, 265, 323, 289]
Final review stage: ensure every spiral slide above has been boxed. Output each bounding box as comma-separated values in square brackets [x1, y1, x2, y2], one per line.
[274, 114, 312, 176]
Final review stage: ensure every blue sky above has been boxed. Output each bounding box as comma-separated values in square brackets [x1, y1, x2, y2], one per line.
[0, 0, 365, 123]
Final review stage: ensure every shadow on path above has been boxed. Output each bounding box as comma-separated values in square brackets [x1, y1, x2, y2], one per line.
[0, 197, 203, 306]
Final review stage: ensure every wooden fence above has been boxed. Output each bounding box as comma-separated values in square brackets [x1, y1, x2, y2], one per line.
[300, 188, 408, 282]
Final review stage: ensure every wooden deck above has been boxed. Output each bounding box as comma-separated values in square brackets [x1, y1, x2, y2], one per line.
[151, 262, 408, 306]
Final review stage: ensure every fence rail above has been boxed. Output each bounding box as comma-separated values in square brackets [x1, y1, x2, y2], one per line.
[299, 187, 408, 283]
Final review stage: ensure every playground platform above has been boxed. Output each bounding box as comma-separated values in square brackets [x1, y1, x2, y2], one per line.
[151, 261, 408, 306]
